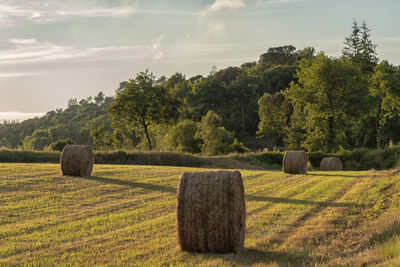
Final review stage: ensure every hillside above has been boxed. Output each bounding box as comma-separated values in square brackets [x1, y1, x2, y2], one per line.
[1, 163, 399, 266]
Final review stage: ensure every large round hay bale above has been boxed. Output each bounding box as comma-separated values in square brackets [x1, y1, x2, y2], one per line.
[176, 171, 245, 253]
[283, 150, 307, 174]
[60, 145, 94, 177]
[320, 157, 343, 171]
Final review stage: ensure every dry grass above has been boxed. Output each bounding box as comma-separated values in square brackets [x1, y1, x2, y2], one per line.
[0, 163, 399, 266]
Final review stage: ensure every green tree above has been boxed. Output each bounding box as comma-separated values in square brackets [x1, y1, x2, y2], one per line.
[87, 115, 114, 150]
[259, 45, 297, 69]
[94, 91, 105, 104]
[166, 120, 201, 153]
[262, 65, 297, 94]
[360, 21, 378, 73]
[91, 124, 113, 150]
[195, 110, 236, 155]
[342, 19, 362, 63]
[285, 54, 365, 152]
[108, 70, 179, 150]
[342, 20, 378, 73]
[369, 61, 400, 146]
[285, 103, 306, 150]
[257, 92, 290, 149]
[47, 138, 74, 151]
[23, 129, 50, 150]
[186, 67, 260, 141]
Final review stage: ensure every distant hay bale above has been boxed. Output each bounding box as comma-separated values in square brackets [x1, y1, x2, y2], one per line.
[283, 150, 307, 174]
[176, 171, 245, 253]
[320, 157, 343, 171]
[60, 145, 94, 177]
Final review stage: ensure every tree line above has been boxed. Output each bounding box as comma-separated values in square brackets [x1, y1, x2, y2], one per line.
[1, 20, 399, 154]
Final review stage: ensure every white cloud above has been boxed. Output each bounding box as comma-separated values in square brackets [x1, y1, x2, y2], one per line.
[0, 1, 137, 26]
[265, 0, 314, 4]
[0, 72, 41, 78]
[209, 21, 225, 32]
[152, 34, 165, 49]
[266, 0, 293, 3]
[204, 0, 246, 13]
[153, 51, 163, 60]
[0, 37, 166, 65]
[9, 38, 37, 45]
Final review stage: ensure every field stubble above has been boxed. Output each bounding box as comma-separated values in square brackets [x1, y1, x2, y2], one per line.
[0, 163, 399, 266]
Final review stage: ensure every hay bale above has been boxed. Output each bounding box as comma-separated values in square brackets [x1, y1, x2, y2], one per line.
[320, 157, 343, 171]
[176, 171, 245, 253]
[60, 145, 94, 177]
[283, 150, 307, 174]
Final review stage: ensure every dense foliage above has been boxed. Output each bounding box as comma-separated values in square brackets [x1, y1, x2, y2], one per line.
[1, 20, 399, 155]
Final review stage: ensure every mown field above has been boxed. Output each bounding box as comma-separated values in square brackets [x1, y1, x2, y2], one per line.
[1, 163, 400, 266]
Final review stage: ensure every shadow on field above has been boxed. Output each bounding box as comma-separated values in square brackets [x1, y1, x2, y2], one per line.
[245, 194, 365, 208]
[85, 176, 176, 194]
[307, 173, 362, 178]
[198, 248, 309, 266]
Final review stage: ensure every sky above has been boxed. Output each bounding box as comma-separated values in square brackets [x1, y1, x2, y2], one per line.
[0, 0, 399, 121]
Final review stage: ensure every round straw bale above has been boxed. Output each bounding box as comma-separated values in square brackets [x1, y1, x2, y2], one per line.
[283, 150, 307, 174]
[320, 157, 343, 171]
[60, 145, 94, 177]
[176, 170, 245, 253]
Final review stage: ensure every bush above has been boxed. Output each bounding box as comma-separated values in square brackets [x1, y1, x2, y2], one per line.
[231, 151, 283, 170]
[196, 110, 248, 155]
[232, 147, 400, 171]
[338, 146, 400, 170]
[307, 152, 336, 168]
[166, 120, 201, 153]
[95, 150, 211, 167]
[47, 138, 74, 151]
[0, 148, 211, 167]
[0, 149, 60, 163]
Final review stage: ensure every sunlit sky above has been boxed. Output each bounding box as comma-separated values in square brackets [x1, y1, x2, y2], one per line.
[0, 0, 399, 121]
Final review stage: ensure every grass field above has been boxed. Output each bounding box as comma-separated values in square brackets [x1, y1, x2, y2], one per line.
[1, 163, 400, 266]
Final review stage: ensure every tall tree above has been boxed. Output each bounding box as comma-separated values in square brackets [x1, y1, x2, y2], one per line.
[195, 110, 237, 155]
[257, 92, 290, 149]
[342, 20, 378, 73]
[360, 21, 378, 73]
[284, 103, 306, 150]
[108, 70, 179, 150]
[369, 61, 400, 146]
[342, 19, 362, 63]
[259, 45, 297, 69]
[285, 54, 365, 152]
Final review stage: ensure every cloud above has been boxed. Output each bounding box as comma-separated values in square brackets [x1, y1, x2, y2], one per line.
[0, 1, 137, 26]
[204, 0, 246, 13]
[0, 37, 166, 65]
[266, 0, 293, 3]
[0, 72, 41, 78]
[152, 34, 165, 49]
[153, 51, 163, 60]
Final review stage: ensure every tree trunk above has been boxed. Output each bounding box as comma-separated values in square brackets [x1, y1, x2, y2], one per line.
[376, 104, 382, 149]
[240, 97, 245, 141]
[327, 116, 334, 152]
[143, 123, 152, 150]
